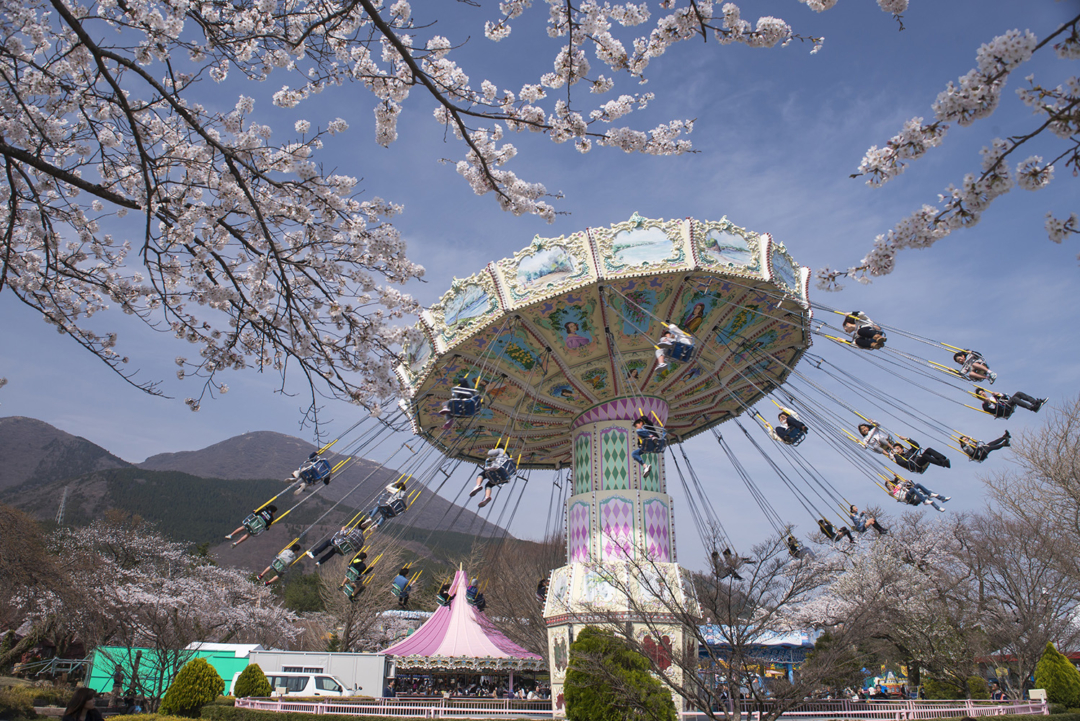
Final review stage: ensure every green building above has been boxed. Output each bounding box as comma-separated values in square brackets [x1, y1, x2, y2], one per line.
[86, 644, 262, 696]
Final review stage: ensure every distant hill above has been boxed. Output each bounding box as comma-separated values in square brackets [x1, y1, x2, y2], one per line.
[138, 431, 318, 480]
[0, 418, 510, 573]
[0, 416, 130, 493]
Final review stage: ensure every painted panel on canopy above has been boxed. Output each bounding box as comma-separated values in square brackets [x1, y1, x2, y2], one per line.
[670, 276, 728, 339]
[592, 215, 689, 278]
[529, 290, 602, 363]
[405, 331, 434, 380]
[495, 232, 596, 306]
[693, 219, 763, 275]
[473, 326, 545, 376]
[603, 277, 676, 349]
[543, 378, 592, 408]
[570, 359, 615, 398]
[769, 242, 803, 297]
[431, 271, 502, 348]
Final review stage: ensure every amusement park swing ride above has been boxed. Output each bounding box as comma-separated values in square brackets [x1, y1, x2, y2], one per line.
[227, 213, 1040, 712]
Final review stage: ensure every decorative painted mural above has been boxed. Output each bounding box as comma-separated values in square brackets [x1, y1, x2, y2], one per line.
[698, 225, 760, 271]
[398, 214, 812, 461]
[770, 244, 801, 293]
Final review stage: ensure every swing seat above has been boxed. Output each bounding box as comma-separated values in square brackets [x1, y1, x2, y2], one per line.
[483, 457, 517, 484]
[448, 396, 480, 417]
[335, 536, 361, 556]
[466, 587, 480, 604]
[436, 593, 452, 607]
[781, 428, 807, 446]
[639, 427, 668, 454]
[640, 438, 667, 454]
[391, 580, 411, 598]
[242, 513, 268, 535]
[341, 580, 362, 600]
[271, 557, 290, 574]
[378, 498, 408, 519]
[345, 566, 363, 583]
[299, 458, 332, 484]
[664, 342, 695, 363]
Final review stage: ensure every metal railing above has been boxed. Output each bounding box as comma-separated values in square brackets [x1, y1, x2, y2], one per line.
[236, 696, 1047, 720]
[236, 696, 554, 718]
[683, 698, 1049, 720]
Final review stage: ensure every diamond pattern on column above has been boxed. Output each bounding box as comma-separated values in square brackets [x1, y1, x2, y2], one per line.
[568, 501, 591, 562]
[600, 428, 629, 490]
[600, 496, 634, 561]
[643, 498, 671, 562]
[574, 433, 591, 494]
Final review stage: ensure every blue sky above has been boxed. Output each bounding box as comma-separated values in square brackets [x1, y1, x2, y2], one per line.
[2, 0, 1077, 570]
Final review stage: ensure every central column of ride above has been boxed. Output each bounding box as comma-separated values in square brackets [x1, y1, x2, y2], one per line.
[542, 396, 698, 716]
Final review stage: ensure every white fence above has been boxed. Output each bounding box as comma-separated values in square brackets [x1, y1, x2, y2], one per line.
[235, 696, 1048, 719]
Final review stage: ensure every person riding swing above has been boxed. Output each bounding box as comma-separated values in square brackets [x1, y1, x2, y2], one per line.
[290, 452, 333, 495]
[340, 552, 372, 601]
[309, 525, 365, 565]
[468, 446, 517, 509]
[958, 431, 1010, 462]
[952, 350, 996, 384]
[842, 311, 886, 350]
[391, 567, 412, 608]
[655, 323, 695, 368]
[767, 408, 809, 446]
[889, 437, 951, 474]
[818, 518, 855, 544]
[226, 504, 276, 547]
[437, 376, 483, 430]
[631, 416, 666, 478]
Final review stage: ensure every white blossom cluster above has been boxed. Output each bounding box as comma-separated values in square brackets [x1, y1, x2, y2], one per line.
[823, 16, 1079, 290]
[0, 0, 902, 404]
[14, 520, 300, 655]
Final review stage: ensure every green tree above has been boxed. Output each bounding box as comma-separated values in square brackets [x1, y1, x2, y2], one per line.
[565, 626, 676, 721]
[232, 664, 272, 698]
[279, 573, 326, 613]
[922, 678, 963, 699]
[804, 632, 865, 693]
[1035, 643, 1080, 707]
[159, 657, 225, 717]
[967, 676, 991, 700]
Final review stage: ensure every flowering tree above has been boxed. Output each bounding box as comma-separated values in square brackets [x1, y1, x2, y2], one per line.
[819, 11, 1080, 290]
[10, 515, 299, 708]
[796, 512, 986, 695]
[0, 0, 921, 409]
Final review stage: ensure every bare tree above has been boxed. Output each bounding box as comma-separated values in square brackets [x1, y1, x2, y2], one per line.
[568, 535, 863, 721]
[316, 537, 408, 652]
[480, 535, 564, 657]
[961, 511, 1080, 698]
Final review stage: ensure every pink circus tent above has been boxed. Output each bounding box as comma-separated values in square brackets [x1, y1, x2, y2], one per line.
[383, 569, 545, 672]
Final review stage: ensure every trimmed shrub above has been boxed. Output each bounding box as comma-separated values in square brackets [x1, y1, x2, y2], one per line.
[564, 626, 676, 721]
[922, 678, 963, 699]
[968, 676, 991, 700]
[160, 658, 225, 717]
[232, 665, 272, 699]
[0, 687, 37, 720]
[202, 706, 404, 721]
[1036, 643, 1080, 708]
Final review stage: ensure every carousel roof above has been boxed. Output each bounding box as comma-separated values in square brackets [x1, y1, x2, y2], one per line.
[395, 214, 813, 469]
[382, 569, 545, 672]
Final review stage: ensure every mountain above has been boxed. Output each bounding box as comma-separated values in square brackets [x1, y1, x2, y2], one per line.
[0, 416, 130, 493]
[0, 417, 510, 573]
[138, 431, 318, 480]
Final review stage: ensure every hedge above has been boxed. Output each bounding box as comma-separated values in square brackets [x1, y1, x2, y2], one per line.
[0, 686, 77, 719]
[201, 703, 536, 721]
